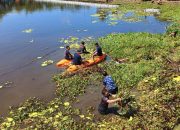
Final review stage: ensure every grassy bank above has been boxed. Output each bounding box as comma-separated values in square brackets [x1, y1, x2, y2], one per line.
[0, 1, 180, 130]
[0, 32, 179, 129]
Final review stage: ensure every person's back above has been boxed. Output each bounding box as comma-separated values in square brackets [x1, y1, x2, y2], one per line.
[102, 71, 118, 94]
[72, 52, 82, 65]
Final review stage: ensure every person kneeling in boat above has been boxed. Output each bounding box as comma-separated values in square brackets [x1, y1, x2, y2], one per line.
[65, 45, 73, 60]
[98, 88, 121, 115]
[93, 42, 103, 59]
[78, 41, 89, 54]
[102, 71, 118, 94]
[72, 50, 83, 65]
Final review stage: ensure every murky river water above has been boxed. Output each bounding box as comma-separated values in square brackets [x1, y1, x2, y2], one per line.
[0, 0, 169, 116]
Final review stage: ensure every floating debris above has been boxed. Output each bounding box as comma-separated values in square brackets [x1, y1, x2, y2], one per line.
[83, 30, 88, 32]
[41, 60, 54, 67]
[37, 57, 42, 59]
[29, 39, 34, 43]
[144, 9, 160, 14]
[0, 85, 3, 89]
[92, 20, 98, 24]
[59, 46, 64, 49]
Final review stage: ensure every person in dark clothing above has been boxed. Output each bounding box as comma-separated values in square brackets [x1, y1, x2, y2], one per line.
[72, 50, 82, 65]
[102, 71, 118, 94]
[78, 41, 89, 54]
[93, 43, 103, 59]
[98, 88, 121, 115]
[64, 46, 73, 60]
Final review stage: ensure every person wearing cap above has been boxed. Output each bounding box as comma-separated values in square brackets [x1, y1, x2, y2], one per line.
[72, 50, 82, 65]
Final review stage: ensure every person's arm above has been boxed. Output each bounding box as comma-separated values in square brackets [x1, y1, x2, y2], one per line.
[84, 46, 88, 52]
[80, 56, 83, 62]
[107, 98, 121, 104]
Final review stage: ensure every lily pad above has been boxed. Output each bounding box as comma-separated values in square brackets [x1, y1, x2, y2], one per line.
[29, 39, 34, 43]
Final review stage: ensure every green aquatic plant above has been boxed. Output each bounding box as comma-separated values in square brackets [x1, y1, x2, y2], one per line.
[41, 60, 54, 67]
[59, 36, 79, 44]
[22, 28, 33, 33]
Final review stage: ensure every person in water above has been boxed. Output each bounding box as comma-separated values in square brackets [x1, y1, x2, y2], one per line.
[78, 41, 89, 54]
[64, 46, 73, 60]
[102, 71, 118, 94]
[98, 88, 121, 115]
[72, 50, 82, 65]
[93, 43, 103, 59]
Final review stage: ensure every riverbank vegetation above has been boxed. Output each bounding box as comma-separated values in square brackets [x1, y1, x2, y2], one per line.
[0, 1, 180, 130]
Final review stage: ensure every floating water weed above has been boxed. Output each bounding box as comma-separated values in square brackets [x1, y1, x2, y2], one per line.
[41, 60, 54, 67]
[22, 29, 33, 33]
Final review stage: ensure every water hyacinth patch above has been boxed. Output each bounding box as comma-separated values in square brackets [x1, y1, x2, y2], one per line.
[22, 29, 33, 33]
[41, 60, 54, 67]
[58, 36, 79, 44]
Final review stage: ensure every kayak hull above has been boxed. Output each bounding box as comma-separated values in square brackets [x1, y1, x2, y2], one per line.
[67, 54, 106, 72]
[56, 59, 72, 67]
